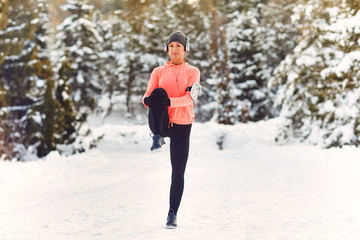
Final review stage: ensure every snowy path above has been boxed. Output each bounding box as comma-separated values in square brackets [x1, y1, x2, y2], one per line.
[1, 119, 360, 240]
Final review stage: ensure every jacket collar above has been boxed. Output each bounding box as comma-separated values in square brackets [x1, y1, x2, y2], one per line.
[165, 61, 188, 67]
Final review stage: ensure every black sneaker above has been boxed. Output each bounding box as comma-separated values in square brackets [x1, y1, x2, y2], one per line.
[150, 134, 165, 152]
[166, 209, 177, 229]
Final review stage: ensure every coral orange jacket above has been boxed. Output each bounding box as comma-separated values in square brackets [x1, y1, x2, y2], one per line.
[142, 61, 201, 125]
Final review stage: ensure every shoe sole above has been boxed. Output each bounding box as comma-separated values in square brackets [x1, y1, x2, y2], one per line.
[150, 144, 166, 152]
[165, 224, 177, 229]
[151, 147, 163, 153]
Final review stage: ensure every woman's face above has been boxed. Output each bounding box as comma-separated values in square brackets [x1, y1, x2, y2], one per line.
[168, 41, 185, 62]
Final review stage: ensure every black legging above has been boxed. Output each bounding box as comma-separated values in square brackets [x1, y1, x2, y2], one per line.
[168, 123, 191, 215]
[147, 88, 192, 215]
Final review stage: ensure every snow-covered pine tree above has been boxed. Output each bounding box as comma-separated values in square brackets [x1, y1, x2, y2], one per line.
[0, 0, 37, 100]
[55, 60, 77, 147]
[90, 9, 121, 116]
[0, 0, 41, 160]
[29, 0, 58, 157]
[227, 0, 276, 122]
[145, 0, 172, 57]
[55, 0, 104, 118]
[34, 0, 78, 157]
[0, 0, 79, 160]
[271, 0, 360, 147]
[113, 0, 161, 116]
[95, 9, 139, 118]
[260, 0, 299, 80]
[260, 0, 299, 115]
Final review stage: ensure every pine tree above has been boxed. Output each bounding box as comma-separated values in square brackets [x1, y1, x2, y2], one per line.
[0, 0, 79, 160]
[34, 0, 78, 157]
[91, 10, 121, 116]
[200, 0, 237, 125]
[271, 0, 360, 147]
[55, 0, 104, 116]
[0, 0, 40, 160]
[113, 0, 159, 115]
[260, 0, 299, 80]
[0, 0, 37, 99]
[227, 0, 275, 122]
[198, 0, 283, 124]
[56, 60, 77, 146]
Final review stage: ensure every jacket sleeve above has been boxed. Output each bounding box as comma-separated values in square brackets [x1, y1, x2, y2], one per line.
[142, 68, 159, 107]
[169, 67, 200, 108]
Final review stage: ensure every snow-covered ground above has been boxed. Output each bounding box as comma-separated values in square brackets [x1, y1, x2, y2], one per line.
[1, 117, 360, 240]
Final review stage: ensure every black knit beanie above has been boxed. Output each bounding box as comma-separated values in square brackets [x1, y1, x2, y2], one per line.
[165, 31, 188, 51]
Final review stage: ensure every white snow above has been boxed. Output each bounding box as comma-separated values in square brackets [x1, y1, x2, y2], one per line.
[321, 51, 360, 79]
[77, 70, 85, 84]
[1, 116, 360, 240]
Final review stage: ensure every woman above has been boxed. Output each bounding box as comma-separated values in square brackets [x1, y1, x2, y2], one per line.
[142, 31, 201, 228]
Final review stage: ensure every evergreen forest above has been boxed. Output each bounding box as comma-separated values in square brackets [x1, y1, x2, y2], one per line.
[1, 0, 359, 160]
